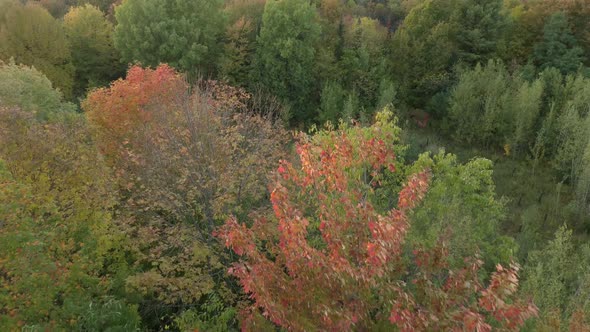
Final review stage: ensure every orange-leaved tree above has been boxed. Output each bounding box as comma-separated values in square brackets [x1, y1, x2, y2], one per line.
[84, 63, 188, 161]
[83, 64, 288, 329]
[216, 110, 538, 331]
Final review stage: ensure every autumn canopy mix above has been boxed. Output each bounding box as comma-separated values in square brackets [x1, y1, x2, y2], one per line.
[1, 0, 590, 331]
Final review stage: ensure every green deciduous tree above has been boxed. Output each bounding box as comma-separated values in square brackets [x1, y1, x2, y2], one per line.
[318, 80, 345, 124]
[218, 0, 266, 86]
[448, 60, 512, 147]
[0, 61, 76, 120]
[510, 78, 544, 156]
[390, 0, 457, 107]
[0, 1, 74, 98]
[251, 0, 321, 124]
[553, 77, 590, 210]
[376, 78, 397, 111]
[314, 0, 345, 84]
[64, 4, 123, 97]
[448, 60, 544, 152]
[522, 226, 590, 330]
[406, 152, 516, 270]
[76, 0, 117, 13]
[339, 17, 389, 110]
[391, 0, 508, 107]
[114, 0, 225, 74]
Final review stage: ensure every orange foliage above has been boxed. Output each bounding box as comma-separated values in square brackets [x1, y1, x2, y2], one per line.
[84, 64, 188, 160]
[83, 64, 288, 309]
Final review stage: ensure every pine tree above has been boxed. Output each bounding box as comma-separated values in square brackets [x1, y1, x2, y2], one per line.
[114, 0, 225, 74]
[533, 12, 586, 75]
[453, 0, 506, 66]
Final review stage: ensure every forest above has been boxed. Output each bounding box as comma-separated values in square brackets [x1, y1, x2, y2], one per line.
[0, 0, 589, 330]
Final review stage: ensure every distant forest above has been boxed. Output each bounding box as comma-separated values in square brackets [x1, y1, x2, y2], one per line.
[1, 0, 590, 331]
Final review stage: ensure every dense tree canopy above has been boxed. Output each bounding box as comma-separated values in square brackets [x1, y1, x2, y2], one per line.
[0, 1, 74, 98]
[83, 65, 289, 329]
[390, 0, 457, 106]
[522, 227, 590, 330]
[453, 0, 506, 66]
[251, 0, 321, 124]
[0, 107, 140, 330]
[406, 152, 516, 270]
[113, 0, 225, 74]
[533, 12, 586, 75]
[64, 4, 123, 97]
[1, 0, 590, 330]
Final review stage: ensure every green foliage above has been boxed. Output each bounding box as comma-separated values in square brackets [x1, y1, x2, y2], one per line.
[318, 80, 345, 124]
[0, 61, 76, 120]
[391, 0, 456, 106]
[76, 0, 117, 13]
[376, 78, 397, 111]
[218, 16, 256, 87]
[173, 293, 237, 332]
[33, 0, 72, 17]
[0, 1, 74, 98]
[313, 0, 345, 84]
[510, 78, 543, 155]
[64, 4, 123, 97]
[114, 0, 225, 74]
[448, 60, 512, 147]
[553, 76, 590, 210]
[448, 60, 545, 152]
[218, 0, 266, 86]
[448, 62, 590, 215]
[453, 0, 506, 66]
[407, 152, 516, 270]
[342, 89, 360, 121]
[522, 226, 590, 325]
[251, 0, 321, 124]
[533, 12, 586, 75]
[339, 17, 389, 109]
[391, 0, 506, 106]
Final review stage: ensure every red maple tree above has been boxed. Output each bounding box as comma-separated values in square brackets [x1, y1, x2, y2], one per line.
[216, 117, 537, 331]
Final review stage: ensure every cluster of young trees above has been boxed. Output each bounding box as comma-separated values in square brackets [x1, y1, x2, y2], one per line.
[448, 62, 590, 214]
[1, 0, 590, 330]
